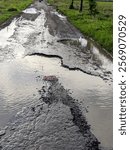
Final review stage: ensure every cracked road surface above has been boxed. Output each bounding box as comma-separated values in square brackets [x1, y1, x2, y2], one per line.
[0, 0, 113, 150]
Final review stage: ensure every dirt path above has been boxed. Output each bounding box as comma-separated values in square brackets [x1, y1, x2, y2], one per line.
[0, 0, 112, 150]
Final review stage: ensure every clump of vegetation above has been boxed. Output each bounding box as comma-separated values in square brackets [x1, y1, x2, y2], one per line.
[48, 0, 113, 53]
[0, 0, 33, 24]
[8, 8, 18, 12]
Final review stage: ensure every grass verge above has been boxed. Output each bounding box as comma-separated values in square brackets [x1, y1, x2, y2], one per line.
[48, 0, 113, 53]
[0, 0, 33, 24]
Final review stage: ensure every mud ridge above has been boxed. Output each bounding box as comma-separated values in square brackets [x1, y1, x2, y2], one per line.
[39, 80, 101, 150]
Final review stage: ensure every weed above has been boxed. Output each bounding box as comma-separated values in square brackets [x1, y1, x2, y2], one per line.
[48, 0, 113, 53]
[0, 0, 33, 24]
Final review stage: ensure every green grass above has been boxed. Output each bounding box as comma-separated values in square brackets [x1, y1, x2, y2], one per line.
[0, 0, 33, 24]
[48, 0, 113, 53]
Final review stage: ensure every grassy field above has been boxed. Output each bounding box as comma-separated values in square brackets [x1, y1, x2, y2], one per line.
[0, 0, 33, 24]
[48, 0, 113, 53]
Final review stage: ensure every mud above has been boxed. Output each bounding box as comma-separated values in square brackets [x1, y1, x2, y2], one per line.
[27, 0, 113, 82]
[0, 0, 112, 80]
[28, 52, 100, 76]
[0, 0, 113, 149]
[0, 78, 100, 150]
[0, 55, 112, 150]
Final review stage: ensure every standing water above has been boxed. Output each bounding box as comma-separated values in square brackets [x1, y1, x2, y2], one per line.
[0, 56, 112, 149]
[0, 7, 112, 150]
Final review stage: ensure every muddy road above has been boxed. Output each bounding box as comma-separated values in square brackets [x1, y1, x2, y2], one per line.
[0, 0, 113, 150]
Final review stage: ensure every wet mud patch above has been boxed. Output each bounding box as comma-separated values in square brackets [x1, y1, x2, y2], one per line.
[21, 12, 40, 21]
[0, 6, 112, 82]
[27, 52, 112, 83]
[0, 56, 112, 149]
[0, 77, 100, 150]
[22, 7, 41, 21]
[57, 38, 88, 50]
[39, 78, 100, 149]
[0, 2, 112, 149]
[27, 52, 94, 76]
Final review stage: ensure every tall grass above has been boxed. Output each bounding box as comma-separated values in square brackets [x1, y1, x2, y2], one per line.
[0, 0, 33, 24]
[48, 0, 113, 53]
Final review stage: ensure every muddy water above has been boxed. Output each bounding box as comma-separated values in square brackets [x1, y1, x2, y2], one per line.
[0, 6, 112, 149]
[0, 56, 112, 149]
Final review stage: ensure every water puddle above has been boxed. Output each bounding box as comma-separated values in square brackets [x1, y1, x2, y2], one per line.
[0, 56, 112, 149]
[23, 8, 39, 14]
[0, 6, 112, 149]
[92, 46, 112, 73]
[0, 19, 17, 48]
[51, 11, 67, 20]
[0, 8, 112, 81]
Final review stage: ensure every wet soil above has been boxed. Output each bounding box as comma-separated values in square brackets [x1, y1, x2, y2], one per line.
[0, 0, 113, 150]
[0, 75, 100, 150]
[0, 56, 112, 150]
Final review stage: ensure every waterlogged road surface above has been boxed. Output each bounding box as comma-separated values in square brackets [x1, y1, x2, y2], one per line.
[0, 1, 113, 150]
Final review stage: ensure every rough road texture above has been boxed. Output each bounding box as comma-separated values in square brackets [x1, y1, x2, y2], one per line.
[0, 0, 112, 81]
[0, 78, 100, 150]
[0, 0, 112, 149]
[29, 0, 113, 81]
